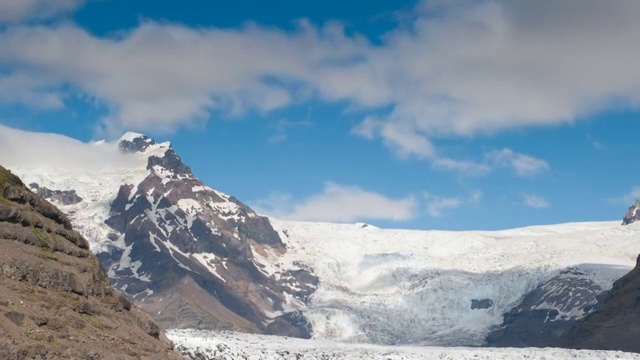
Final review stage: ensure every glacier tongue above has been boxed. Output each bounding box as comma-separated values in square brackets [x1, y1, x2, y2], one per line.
[270, 219, 640, 346]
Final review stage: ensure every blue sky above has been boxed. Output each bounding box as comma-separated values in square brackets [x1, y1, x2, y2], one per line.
[1, 0, 639, 230]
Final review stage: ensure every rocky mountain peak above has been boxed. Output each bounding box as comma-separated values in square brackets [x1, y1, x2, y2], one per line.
[118, 131, 171, 154]
[81, 133, 318, 334]
[0, 165, 181, 359]
[4, 130, 318, 338]
[621, 200, 640, 225]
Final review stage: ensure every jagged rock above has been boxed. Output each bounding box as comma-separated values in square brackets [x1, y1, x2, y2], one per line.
[4, 312, 24, 326]
[622, 201, 640, 225]
[264, 311, 313, 339]
[96, 133, 317, 334]
[0, 165, 181, 359]
[29, 183, 83, 206]
[486, 266, 607, 348]
[556, 255, 640, 353]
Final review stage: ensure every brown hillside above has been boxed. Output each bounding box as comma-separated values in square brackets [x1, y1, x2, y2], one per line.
[0, 165, 183, 359]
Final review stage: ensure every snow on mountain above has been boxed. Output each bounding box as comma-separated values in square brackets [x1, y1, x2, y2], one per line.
[0, 128, 316, 334]
[268, 220, 640, 346]
[167, 329, 640, 360]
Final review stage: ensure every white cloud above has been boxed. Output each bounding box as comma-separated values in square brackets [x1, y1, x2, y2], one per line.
[268, 119, 312, 143]
[423, 190, 482, 217]
[0, 125, 139, 172]
[251, 182, 417, 223]
[1, 0, 640, 155]
[523, 194, 550, 209]
[0, 21, 367, 135]
[0, 0, 83, 23]
[610, 188, 640, 205]
[431, 157, 491, 176]
[430, 148, 548, 177]
[486, 148, 549, 176]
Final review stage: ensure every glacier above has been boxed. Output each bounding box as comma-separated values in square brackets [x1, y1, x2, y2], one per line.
[268, 220, 640, 345]
[167, 329, 640, 360]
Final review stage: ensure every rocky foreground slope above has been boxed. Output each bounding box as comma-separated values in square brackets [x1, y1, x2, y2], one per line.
[0, 165, 181, 359]
[556, 253, 640, 352]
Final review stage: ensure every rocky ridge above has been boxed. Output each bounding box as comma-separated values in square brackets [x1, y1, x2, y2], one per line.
[622, 201, 640, 225]
[485, 265, 611, 347]
[556, 253, 640, 353]
[0, 165, 181, 359]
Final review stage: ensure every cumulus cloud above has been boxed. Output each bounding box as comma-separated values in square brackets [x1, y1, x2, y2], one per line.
[0, 21, 368, 135]
[523, 194, 550, 209]
[423, 190, 482, 217]
[251, 182, 417, 222]
[0, 0, 84, 23]
[486, 148, 549, 176]
[1, 0, 640, 156]
[0, 125, 139, 172]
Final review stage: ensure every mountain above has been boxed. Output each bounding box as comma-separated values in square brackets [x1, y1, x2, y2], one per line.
[4, 128, 640, 348]
[556, 254, 640, 352]
[622, 201, 640, 225]
[0, 165, 181, 359]
[5, 131, 316, 336]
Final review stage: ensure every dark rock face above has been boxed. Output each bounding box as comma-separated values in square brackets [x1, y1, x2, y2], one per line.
[556, 255, 640, 353]
[486, 266, 608, 347]
[471, 299, 493, 310]
[29, 183, 83, 205]
[0, 165, 181, 359]
[97, 135, 317, 334]
[622, 201, 640, 225]
[265, 311, 313, 339]
[119, 134, 157, 153]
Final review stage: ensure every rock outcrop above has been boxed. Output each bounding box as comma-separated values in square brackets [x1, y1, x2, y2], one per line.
[0, 165, 182, 359]
[486, 266, 608, 347]
[622, 201, 640, 225]
[556, 255, 640, 352]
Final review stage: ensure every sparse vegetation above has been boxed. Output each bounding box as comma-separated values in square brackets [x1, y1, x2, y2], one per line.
[82, 314, 104, 329]
[0, 167, 9, 202]
[33, 227, 51, 246]
[41, 249, 58, 262]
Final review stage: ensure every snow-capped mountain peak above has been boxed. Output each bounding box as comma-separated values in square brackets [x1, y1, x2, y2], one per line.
[4, 130, 317, 335]
[119, 131, 149, 142]
[622, 201, 640, 225]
